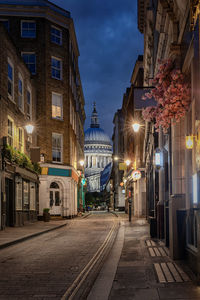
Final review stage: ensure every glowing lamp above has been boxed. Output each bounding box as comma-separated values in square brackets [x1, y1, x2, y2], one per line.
[81, 178, 86, 185]
[120, 182, 124, 187]
[114, 156, 119, 161]
[186, 136, 194, 149]
[131, 170, 141, 180]
[132, 122, 140, 132]
[125, 159, 131, 166]
[79, 160, 84, 166]
[155, 148, 163, 168]
[25, 124, 34, 134]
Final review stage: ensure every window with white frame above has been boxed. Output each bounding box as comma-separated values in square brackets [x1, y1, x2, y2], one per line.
[8, 118, 13, 146]
[51, 57, 62, 80]
[21, 20, 36, 38]
[18, 128, 23, 152]
[51, 26, 62, 45]
[52, 92, 63, 119]
[8, 59, 14, 99]
[52, 133, 63, 163]
[22, 52, 36, 74]
[27, 88, 32, 120]
[18, 74, 24, 111]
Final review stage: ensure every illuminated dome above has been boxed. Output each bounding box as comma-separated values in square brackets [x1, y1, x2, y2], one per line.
[85, 127, 111, 145]
[84, 102, 113, 192]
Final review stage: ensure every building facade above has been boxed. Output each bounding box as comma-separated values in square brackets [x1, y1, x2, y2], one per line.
[84, 104, 112, 192]
[0, 0, 85, 218]
[0, 23, 39, 229]
[138, 0, 200, 279]
[112, 109, 125, 210]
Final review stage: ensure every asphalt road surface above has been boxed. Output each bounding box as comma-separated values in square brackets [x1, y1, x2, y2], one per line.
[0, 212, 117, 300]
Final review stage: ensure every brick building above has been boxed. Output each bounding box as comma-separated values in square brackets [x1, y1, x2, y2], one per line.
[0, 0, 85, 218]
[0, 23, 39, 229]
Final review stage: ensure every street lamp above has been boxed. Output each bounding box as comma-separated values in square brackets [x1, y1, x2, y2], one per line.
[125, 159, 131, 166]
[132, 122, 140, 132]
[25, 124, 34, 134]
[79, 160, 84, 167]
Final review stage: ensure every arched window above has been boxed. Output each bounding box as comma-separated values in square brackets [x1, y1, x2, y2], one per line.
[50, 182, 59, 189]
[49, 182, 60, 207]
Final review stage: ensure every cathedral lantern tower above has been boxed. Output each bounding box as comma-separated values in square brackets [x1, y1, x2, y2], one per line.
[84, 103, 112, 192]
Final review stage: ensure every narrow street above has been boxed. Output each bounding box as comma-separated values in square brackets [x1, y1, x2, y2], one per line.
[0, 213, 118, 299]
[1, 213, 200, 300]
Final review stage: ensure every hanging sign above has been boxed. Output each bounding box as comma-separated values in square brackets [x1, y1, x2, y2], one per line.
[131, 170, 141, 180]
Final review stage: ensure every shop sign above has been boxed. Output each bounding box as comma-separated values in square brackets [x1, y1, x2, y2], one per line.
[131, 170, 141, 180]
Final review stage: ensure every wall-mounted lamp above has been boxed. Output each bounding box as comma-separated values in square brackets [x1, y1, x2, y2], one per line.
[185, 135, 195, 149]
[25, 124, 34, 134]
[155, 148, 163, 168]
[132, 122, 140, 133]
[79, 160, 84, 167]
[125, 159, 131, 166]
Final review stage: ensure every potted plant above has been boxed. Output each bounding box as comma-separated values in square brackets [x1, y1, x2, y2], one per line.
[43, 208, 50, 222]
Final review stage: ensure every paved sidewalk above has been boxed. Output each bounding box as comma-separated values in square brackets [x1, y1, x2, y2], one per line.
[0, 219, 69, 249]
[108, 217, 200, 300]
[0, 212, 92, 250]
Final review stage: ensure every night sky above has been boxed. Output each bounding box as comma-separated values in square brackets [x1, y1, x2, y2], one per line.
[51, 0, 143, 138]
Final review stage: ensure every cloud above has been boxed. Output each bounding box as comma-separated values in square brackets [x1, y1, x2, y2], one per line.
[51, 0, 143, 137]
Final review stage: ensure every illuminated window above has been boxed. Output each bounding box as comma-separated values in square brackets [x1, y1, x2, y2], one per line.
[18, 74, 24, 111]
[52, 93, 63, 119]
[52, 133, 62, 163]
[21, 20, 36, 38]
[51, 26, 62, 45]
[51, 57, 62, 80]
[18, 128, 23, 152]
[8, 118, 13, 146]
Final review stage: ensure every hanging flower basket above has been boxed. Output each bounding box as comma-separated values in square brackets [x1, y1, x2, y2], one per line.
[142, 59, 191, 133]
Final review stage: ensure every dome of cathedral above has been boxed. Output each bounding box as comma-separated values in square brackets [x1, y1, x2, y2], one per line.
[84, 102, 112, 146]
[84, 127, 111, 145]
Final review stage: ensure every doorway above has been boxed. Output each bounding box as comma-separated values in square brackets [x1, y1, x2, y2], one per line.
[5, 178, 14, 226]
[49, 182, 62, 215]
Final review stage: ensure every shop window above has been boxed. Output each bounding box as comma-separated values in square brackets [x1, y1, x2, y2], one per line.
[21, 20, 36, 38]
[22, 52, 36, 74]
[51, 26, 62, 45]
[52, 92, 63, 119]
[15, 177, 22, 210]
[187, 211, 198, 250]
[51, 57, 62, 80]
[30, 183, 36, 210]
[23, 181, 29, 210]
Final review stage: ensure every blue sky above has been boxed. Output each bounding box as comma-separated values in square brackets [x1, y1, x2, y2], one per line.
[51, 0, 143, 138]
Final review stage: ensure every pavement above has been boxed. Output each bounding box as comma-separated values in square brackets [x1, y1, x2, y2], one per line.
[0, 213, 90, 250]
[107, 216, 200, 300]
[1, 213, 200, 299]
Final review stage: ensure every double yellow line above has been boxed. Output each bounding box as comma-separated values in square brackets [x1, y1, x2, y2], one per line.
[61, 221, 119, 300]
